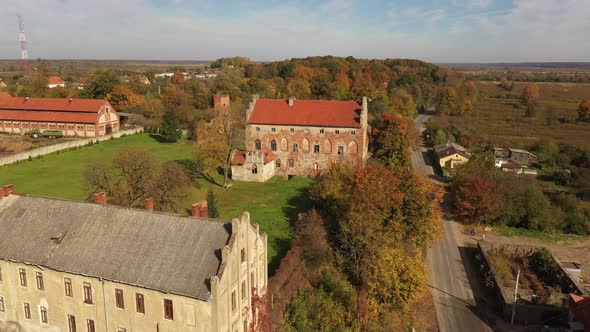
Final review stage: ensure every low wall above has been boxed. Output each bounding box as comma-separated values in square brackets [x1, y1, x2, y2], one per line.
[0, 127, 144, 166]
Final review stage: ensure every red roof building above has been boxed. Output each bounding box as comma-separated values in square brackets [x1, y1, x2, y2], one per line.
[47, 76, 66, 88]
[0, 93, 120, 138]
[569, 293, 590, 332]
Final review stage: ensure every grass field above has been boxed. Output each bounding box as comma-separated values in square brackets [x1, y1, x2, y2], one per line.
[0, 133, 313, 272]
[435, 81, 590, 149]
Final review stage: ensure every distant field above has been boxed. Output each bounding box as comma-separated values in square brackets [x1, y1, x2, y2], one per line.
[436, 81, 590, 149]
[0, 133, 312, 272]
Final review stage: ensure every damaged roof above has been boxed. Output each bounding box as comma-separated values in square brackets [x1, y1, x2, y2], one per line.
[0, 194, 231, 301]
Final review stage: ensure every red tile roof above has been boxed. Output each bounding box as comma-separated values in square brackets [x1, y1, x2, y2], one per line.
[0, 93, 110, 124]
[47, 76, 65, 85]
[232, 149, 277, 165]
[248, 99, 361, 128]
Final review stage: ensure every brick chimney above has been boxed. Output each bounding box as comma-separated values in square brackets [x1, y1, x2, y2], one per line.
[144, 197, 154, 211]
[288, 97, 296, 107]
[361, 96, 368, 127]
[3, 184, 14, 196]
[93, 192, 107, 205]
[191, 200, 208, 218]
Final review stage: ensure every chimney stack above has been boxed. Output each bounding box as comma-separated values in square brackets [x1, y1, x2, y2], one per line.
[93, 192, 107, 205]
[191, 200, 208, 218]
[288, 97, 296, 107]
[3, 184, 14, 196]
[361, 96, 368, 127]
[144, 198, 154, 211]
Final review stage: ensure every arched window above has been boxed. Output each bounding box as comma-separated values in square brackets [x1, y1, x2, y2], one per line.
[280, 137, 288, 151]
[293, 144, 299, 152]
[302, 138, 310, 153]
[271, 140, 277, 151]
[348, 141, 358, 154]
[255, 139, 261, 150]
[252, 164, 258, 174]
[324, 139, 332, 154]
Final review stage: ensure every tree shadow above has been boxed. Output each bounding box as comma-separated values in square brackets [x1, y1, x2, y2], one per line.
[149, 133, 173, 143]
[175, 159, 221, 187]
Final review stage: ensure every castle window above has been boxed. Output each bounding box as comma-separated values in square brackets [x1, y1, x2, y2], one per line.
[136, 293, 145, 314]
[255, 139, 261, 150]
[351, 130, 356, 135]
[164, 299, 174, 320]
[241, 248, 246, 263]
[83, 282, 93, 304]
[231, 291, 237, 311]
[320, 129, 325, 134]
[314, 145, 320, 154]
[64, 278, 73, 297]
[242, 280, 246, 299]
[115, 289, 125, 309]
[256, 127, 260, 132]
[314, 163, 319, 170]
[271, 140, 277, 151]
[288, 159, 294, 167]
[293, 144, 299, 152]
[335, 130, 340, 135]
[68, 315, 76, 332]
[338, 146, 344, 155]
[252, 164, 258, 174]
[271, 128, 276, 132]
[290, 128, 294, 133]
[36, 272, 44, 290]
[87, 320, 95, 332]
[40, 306, 48, 323]
[24, 302, 31, 319]
[0, 296, 4, 312]
[276, 159, 281, 168]
[19, 268, 26, 287]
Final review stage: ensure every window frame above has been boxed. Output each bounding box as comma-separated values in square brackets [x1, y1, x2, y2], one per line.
[351, 130, 356, 135]
[231, 291, 237, 311]
[271, 128, 276, 132]
[338, 146, 344, 155]
[275, 159, 281, 168]
[255, 127, 260, 132]
[40, 306, 48, 324]
[36, 272, 44, 290]
[335, 130, 340, 135]
[290, 128, 294, 133]
[251, 164, 258, 174]
[135, 293, 145, 314]
[0, 296, 4, 312]
[87, 319, 96, 332]
[270, 140, 277, 151]
[241, 280, 246, 300]
[115, 289, 125, 309]
[241, 248, 246, 263]
[314, 145, 320, 154]
[83, 282, 93, 304]
[254, 139, 261, 150]
[293, 143, 299, 152]
[0, 266, 3, 282]
[24, 302, 31, 319]
[19, 268, 27, 287]
[164, 299, 174, 320]
[64, 277, 73, 297]
[68, 315, 77, 332]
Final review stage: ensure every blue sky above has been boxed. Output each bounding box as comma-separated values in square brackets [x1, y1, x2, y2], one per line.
[0, 0, 588, 62]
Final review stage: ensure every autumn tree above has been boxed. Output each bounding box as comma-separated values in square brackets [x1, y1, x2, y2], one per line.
[106, 84, 142, 112]
[454, 174, 503, 224]
[171, 71, 185, 84]
[434, 86, 458, 115]
[389, 88, 417, 118]
[372, 113, 411, 170]
[578, 99, 590, 122]
[463, 80, 478, 102]
[82, 70, 121, 99]
[194, 107, 245, 188]
[83, 149, 189, 210]
[521, 83, 540, 117]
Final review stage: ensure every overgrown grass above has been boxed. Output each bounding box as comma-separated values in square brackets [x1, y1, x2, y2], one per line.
[0, 133, 314, 273]
[496, 225, 568, 242]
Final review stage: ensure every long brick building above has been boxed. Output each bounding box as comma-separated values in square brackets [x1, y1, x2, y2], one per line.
[231, 96, 369, 181]
[0, 92, 119, 138]
[0, 184, 268, 332]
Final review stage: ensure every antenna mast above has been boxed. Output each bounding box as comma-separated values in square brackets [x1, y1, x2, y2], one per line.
[18, 15, 30, 74]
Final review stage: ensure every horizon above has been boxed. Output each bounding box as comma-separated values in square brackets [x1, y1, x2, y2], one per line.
[1, 0, 589, 63]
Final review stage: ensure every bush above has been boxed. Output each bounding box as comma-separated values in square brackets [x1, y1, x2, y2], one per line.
[530, 248, 560, 286]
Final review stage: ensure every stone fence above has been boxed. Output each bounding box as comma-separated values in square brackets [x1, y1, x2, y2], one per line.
[0, 127, 144, 166]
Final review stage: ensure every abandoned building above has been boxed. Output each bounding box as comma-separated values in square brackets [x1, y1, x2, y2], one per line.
[508, 148, 537, 165]
[232, 96, 369, 181]
[0, 92, 120, 138]
[0, 184, 268, 332]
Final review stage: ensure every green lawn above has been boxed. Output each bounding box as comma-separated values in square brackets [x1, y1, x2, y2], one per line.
[0, 133, 313, 273]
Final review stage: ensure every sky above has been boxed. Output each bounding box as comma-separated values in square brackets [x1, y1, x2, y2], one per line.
[0, 0, 589, 63]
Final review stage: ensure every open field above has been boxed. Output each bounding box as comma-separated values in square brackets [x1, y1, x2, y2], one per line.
[434, 81, 590, 149]
[0, 133, 313, 272]
[0, 134, 79, 155]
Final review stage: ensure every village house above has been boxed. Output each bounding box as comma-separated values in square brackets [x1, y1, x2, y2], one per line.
[47, 76, 66, 89]
[0, 92, 119, 138]
[232, 96, 370, 181]
[434, 142, 471, 169]
[0, 184, 268, 332]
[508, 148, 537, 165]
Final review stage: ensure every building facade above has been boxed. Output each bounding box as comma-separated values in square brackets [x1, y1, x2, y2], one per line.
[0, 93, 120, 138]
[236, 96, 369, 179]
[434, 142, 471, 169]
[0, 185, 268, 332]
[231, 149, 277, 182]
[508, 148, 537, 165]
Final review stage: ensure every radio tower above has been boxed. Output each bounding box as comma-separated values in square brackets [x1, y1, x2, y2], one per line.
[18, 15, 30, 74]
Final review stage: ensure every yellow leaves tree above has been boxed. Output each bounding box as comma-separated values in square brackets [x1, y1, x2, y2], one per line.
[106, 84, 142, 112]
[286, 78, 311, 98]
[521, 83, 540, 117]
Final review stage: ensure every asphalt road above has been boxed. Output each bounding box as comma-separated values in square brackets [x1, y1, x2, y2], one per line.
[414, 113, 493, 332]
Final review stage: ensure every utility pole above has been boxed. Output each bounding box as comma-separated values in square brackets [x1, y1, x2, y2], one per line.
[511, 268, 520, 326]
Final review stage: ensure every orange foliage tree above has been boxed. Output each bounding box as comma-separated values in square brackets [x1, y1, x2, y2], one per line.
[454, 174, 503, 224]
[578, 99, 590, 122]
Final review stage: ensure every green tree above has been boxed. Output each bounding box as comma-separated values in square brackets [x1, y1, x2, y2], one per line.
[434, 87, 458, 115]
[161, 110, 181, 142]
[82, 71, 122, 99]
[372, 113, 411, 170]
[207, 189, 220, 218]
